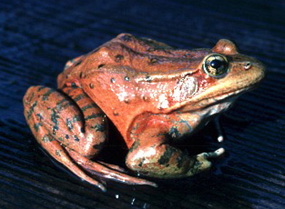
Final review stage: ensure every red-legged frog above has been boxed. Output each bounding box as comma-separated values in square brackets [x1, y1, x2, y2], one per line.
[23, 33, 265, 191]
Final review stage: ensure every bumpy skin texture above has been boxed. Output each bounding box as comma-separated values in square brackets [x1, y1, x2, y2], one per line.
[23, 33, 265, 191]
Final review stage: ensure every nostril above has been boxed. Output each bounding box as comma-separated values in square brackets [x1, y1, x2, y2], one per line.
[244, 62, 252, 70]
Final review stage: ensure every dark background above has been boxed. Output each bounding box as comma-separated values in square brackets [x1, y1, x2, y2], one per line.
[0, 0, 284, 208]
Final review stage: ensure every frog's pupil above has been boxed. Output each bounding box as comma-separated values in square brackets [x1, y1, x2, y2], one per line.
[210, 59, 224, 69]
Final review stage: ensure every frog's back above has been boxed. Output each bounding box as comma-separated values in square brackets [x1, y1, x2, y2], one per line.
[58, 33, 209, 82]
[57, 33, 210, 142]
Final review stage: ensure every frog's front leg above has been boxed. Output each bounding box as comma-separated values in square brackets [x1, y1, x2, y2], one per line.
[126, 114, 224, 178]
[23, 85, 156, 191]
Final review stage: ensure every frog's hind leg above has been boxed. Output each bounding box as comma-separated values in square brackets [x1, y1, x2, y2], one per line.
[24, 86, 107, 191]
[24, 85, 156, 189]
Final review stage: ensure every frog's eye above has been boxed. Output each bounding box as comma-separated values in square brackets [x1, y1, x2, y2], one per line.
[203, 53, 229, 78]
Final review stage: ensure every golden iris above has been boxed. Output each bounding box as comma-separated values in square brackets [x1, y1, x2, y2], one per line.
[203, 53, 229, 78]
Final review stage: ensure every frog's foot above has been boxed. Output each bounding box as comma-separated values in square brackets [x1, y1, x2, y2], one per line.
[68, 149, 157, 187]
[191, 148, 225, 175]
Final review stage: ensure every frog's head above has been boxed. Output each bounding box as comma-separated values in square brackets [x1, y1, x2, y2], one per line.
[176, 39, 265, 113]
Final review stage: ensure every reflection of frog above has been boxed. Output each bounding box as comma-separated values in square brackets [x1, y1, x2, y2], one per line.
[23, 33, 265, 191]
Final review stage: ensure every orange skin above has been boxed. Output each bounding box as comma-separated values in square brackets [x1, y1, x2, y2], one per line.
[23, 33, 265, 191]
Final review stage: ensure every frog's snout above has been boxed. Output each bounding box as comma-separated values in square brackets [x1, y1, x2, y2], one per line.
[252, 59, 266, 82]
[241, 57, 266, 85]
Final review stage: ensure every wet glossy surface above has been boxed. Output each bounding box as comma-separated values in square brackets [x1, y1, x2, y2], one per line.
[0, 0, 284, 208]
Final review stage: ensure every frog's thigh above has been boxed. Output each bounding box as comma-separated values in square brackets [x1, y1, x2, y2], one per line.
[24, 86, 156, 188]
[23, 85, 108, 158]
[23, 86, 107, 190]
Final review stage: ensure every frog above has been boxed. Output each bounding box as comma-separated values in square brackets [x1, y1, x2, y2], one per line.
[23, 33, 265, 191]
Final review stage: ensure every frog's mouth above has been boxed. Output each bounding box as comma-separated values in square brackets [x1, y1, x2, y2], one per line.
[180, 84, 253, 114]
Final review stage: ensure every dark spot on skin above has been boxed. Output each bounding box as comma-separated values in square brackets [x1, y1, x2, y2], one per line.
[142, 96, 148, 101]
[51, 109, 59, 135]
[98, 64, 105, 69]
[182, 53, 193, 58]
[64, 88, 73, 94]
[74, 60, 82, 66]
[27, 92, 35, 102]
[42, 89, 54, 101]
[158, 146, 176, 165]
[73, 115, 81, 122]
[42, 135, 51, 143]
[176, 151, 188, 169]
[169, 126, 181, 139]
[115, 55, 124, 62]
[138, 158, 145, 167]
[179, 119, 192, 133]
[55, 103, 63, 112]
[60, 101, 73, 110]
[129, 140, 140, 153]
[56, 98, 67, 106]
[66, 118, 73, 131]
[145, 76, 152, 82]
[80, 127, 85, 133]
[33, 123, 42, 132]
[113, 111, 119, 116]
[89, 83, 94, 88]
[91, 124, 106, 132]
[93, 141, 105, 150]
[124, 76, 130, 81]
[150, 58, 158, 64]
[36, 113, 43, 120]
[74, 135, 80, 142]
[27, 101, 38, 119]
[79, 72, 83, 78]
[124, 98, 130, 103]
[85, 113, 104, 120]
[132, 123, 139, 131]
[37, 86, 45, 92]
[147, 48, 155, 52]
[71, 83, 77, 88]
[191, 158, 203, 174]
[111, 78, 115, 83]
[81, 104, 98, 112]
[65, 134, 69, 139]
[73, 94, 85, 102]
[58, 137, 64, 142]
[120, 34, 132, 42]
[55, 150, 62, 156]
